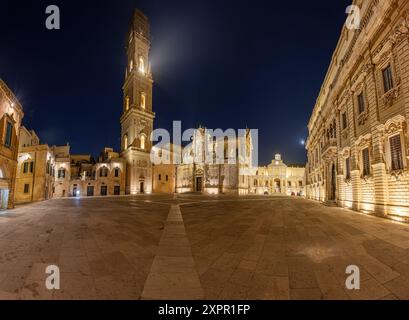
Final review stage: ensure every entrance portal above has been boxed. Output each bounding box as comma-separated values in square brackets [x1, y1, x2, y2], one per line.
[274, 179, 281, 193]
[330, 164, 337, 201]
[87, 186, 94, 197]
[140, 182, 145, 194]
[196, 177, 203, 192]
[0, 189, 9, 210]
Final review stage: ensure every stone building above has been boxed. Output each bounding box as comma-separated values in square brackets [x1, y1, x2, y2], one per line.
[152, 143, 180, 194]
[69, 148, 126, 197]
[15, 127, 55, 204]
[53, 144, 71, 198]
[252, 154, 305, 196]
[52, 147, 126, 198]
[120, 9, 154, 195]
[306, 0, 409, 220]
[0, 79, 24, 209]
[174, 127, 255, 195]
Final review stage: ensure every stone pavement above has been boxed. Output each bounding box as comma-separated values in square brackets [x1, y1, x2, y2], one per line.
[0, 195, 409, 300]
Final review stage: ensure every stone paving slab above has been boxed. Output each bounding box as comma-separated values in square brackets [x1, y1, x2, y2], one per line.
[180, 197, 409, 300]
[141, 205, 204, 300]
[1, 195, 409, 300]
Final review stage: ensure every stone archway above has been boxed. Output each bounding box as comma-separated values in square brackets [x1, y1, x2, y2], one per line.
[274, 178, 281, 193]
[0, 165, 10, 210]
[329, 163, 337, 201]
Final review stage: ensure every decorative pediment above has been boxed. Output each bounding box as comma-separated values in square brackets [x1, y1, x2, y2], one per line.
[355, 133, 372, 149]
[384, 115, 406, 135]
[351, 63, 373, 92]
[357, 110, 369, 126]
[383, 86, 400, 107]
[389, 18, 409, 46]
[341, 147, 351, 158]
[372, 38, 392, 65]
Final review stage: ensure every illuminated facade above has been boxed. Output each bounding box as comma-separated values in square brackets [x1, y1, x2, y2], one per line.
[306, 0, 409, 220]
[120, 9, 154, 195]
[252, 154, 305, 196]
[15, 127, 55, 204]
[152, 143, 179, 194]
[68, 148, 126, 197]
[0, 79, 24, 209]
[174, 127, 254, 195]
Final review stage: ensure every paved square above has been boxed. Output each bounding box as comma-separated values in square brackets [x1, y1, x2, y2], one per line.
[1, 195, 409, 300]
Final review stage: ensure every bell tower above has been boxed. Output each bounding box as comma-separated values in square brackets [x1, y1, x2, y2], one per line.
[120, 9, 155, 194]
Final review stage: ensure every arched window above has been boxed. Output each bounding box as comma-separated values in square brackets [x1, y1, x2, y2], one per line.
[140, 135, 146, 150]
[124, 135, 128, 150]
[125, 96, 130, 111]
[140, 92, 146, 109]
[99, 167, 108, 177]
[139, 56, 145, 73]
[114, 168, 120, 177]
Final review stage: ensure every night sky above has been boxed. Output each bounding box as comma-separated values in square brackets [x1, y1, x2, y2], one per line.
[1, 0, 351, 165]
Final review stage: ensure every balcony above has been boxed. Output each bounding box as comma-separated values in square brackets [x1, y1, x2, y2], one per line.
[322, 138, 338, 157]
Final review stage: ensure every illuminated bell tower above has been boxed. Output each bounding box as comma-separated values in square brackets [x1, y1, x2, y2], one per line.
[120, 9, 155, 194]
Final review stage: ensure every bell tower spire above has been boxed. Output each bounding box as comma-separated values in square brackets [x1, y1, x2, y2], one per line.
[120, 8, 155, 194]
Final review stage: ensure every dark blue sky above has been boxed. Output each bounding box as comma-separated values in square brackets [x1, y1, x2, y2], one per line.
[0, 0, 351, 165]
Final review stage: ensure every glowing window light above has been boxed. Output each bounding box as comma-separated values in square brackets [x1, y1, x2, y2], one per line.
[125, 96, 130, 111]
[140, 135, 146, 150]
[141, 92, 146, 109]
[124, 135, 128, 150]
[139, 56, 145, 74]
[129, 60, 133, 72]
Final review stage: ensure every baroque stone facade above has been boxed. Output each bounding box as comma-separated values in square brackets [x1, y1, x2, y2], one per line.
[252, 154, 305, 196]
[174, 127, 254, 195]
[306, 0, 409, 220]
[0, 79, 24, 209]
[15, 127, 55, 204]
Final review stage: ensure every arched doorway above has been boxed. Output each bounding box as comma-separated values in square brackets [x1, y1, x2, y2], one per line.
[274, 179, 281, 193]
[0, 167, 9, 210]
[330, 163, 337, 201]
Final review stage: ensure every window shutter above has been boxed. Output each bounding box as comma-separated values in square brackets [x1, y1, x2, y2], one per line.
[362, 148, 370, 176]
[390, 135, 404, 171]
[383, 65, 394, 93]
[345, 158, 351, 179]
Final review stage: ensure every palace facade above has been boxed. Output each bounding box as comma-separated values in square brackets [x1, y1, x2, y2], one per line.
[306, 0, 409, 220]
[0, 80, 23, 209]
[252, 154, 305, 196]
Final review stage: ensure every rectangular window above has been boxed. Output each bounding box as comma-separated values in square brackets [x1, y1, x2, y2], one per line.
[342, 112, 348, 130]
[345, 157, 351, 179]
[158, 174, 161, 181]
[5, 122, 13, 148]
[24, 184, 30, 194]
[383, 65, 394, 93]
[29, 162, 34, 173]
[58, 169, 66, 178]
[390, 135, 404, 171]
[114, 168, 119, 177]
[362, 148, 371, 176]
[166, 175, 169, 182]
[358, 93, 365, 114]
[23, 162, 28, 173]
[141, 92, 146, 109]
